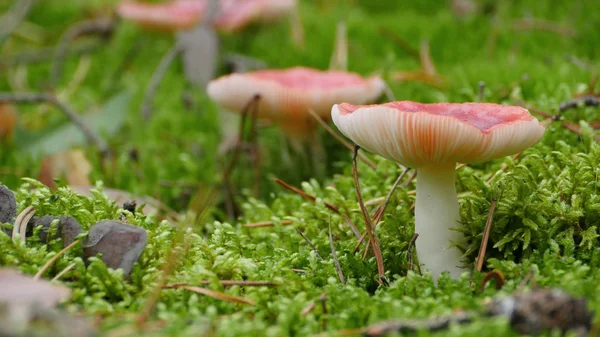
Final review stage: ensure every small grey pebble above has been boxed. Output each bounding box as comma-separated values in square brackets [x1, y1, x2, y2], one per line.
[0, 185, 17, 225]
[28, 216, 83, 246]
[83, 220, 147, 277]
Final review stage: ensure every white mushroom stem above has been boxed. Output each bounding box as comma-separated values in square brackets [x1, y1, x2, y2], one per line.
[415, 163, 465, 281]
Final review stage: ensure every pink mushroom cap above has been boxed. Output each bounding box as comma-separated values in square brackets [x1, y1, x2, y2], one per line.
[117, 0, 297, 32]
[208, 67, 385, 135]
[332, 101, 546, 167]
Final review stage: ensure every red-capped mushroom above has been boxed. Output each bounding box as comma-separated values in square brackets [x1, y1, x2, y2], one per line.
[117, 0, 297, 32]
[208, 67, 385, 140]
[331, 101, 546, 280]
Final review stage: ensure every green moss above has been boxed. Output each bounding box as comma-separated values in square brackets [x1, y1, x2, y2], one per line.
[2, 0, 600, 336]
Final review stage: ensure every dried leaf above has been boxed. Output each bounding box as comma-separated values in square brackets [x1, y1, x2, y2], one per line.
[0, 268, 71, 308]
[177, 25, 219, 88]
[0, 103, 17, 142]
[39, 150, 92, 188]
[180, 285, 255, 305]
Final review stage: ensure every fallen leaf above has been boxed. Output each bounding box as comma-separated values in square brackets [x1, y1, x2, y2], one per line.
[0, 103, 17, 142]
[14, 91, 131, 158]
[39, 149, 92, 188]
[0, 268, 71, 309]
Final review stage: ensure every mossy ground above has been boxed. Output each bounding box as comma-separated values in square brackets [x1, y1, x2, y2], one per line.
[1, 0, 600, 336]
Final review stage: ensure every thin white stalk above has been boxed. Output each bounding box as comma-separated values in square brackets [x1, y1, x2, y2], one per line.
[415, 163, 465, 281]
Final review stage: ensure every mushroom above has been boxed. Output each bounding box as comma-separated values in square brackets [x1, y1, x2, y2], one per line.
[117, 0, 298, 33]
[207, 66, 385, 143]
[331, 101, 546, 280]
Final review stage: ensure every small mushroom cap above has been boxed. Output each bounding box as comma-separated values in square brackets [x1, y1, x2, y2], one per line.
[215, 0, 297, 32]
[117, 0, 296, 32]
[332, 101, 545, 167]
[117, 0, 204, 31]
[208, 67, 385, 134]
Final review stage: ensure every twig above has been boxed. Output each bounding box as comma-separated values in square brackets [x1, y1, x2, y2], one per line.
[419, 39, 437, 76]
[402, 169, 417, 188]
[372, 167, 410, 224]
[477, 81, 485, 102]
[329, 20, 347, 71]
[295, 227, 323, 260]
[163, 280, 280, 288]
[274, 178, 361, 239]
[382, 80, 396, 101]
[512, 18, 576, 37]
[141, 42, 184, 121]
[455, 163, 467, 170]
[352, 146, 387, 285]
[51, 262, 76, 282]
[407, 233, 420, 274]
[34, 239, 81, 280]
[559, 95, 600, 112]
[561, 120, 600, 141]
[12, 205, 35, 242]
[354, 168, 410, 253]
[167, 285, 255, 305]
[50, 17, 115, 87]
[480, 270, 505, 292]
[328, 217, 346, 285]
[475, 197, 497, 272]
[0, 40, 101, 70]
[300, 301, 316, 315]
[319, 292, 328, 330]
[307, 108, 377, 170]
[0, 0, 33, 44]
[243, 220, 293, 228]
[0, 92, 108, 154]
[377, 27, 420, 60]
[517, 267, 536, 289]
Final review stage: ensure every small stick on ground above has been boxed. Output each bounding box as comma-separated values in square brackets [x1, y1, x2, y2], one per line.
[300, 301, 316, 316]
[51, 262, 76, 282]
[12, 205, 35, 242]
[295, 227, 323, 260]
[0, 92, 108, 154]
[559, 95, 600, 113]
[167, 285, 255, 305]
[402, 169, 417, 188]
[163, 280, 280, 288]
[354, 168, 410, 253]
[517, 267, 536, 289]
[382, 80, 396, 101]
[377, 27, 420, 60]
[455, 163, 467, 170]
[0, 0, 34, 44]
[51, 17, 114, 87]
[352, 145, 387, 285]
[407, 233, 420, 274]
[141, 42, 184, 121]
[319, 292, 328, 330]
[307, 108, 377, 170]
[274, 177, 361, 238]
[419, 39, 437, 76]
[34, 239, 81, 280]
[329, 20, 347, 71]
[480, 270, 505, 292]
[477, 81, 485, 102]
[243, 220, 293, 228]
[475, 197, 497, 272]
[329, 217, 346, 285]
